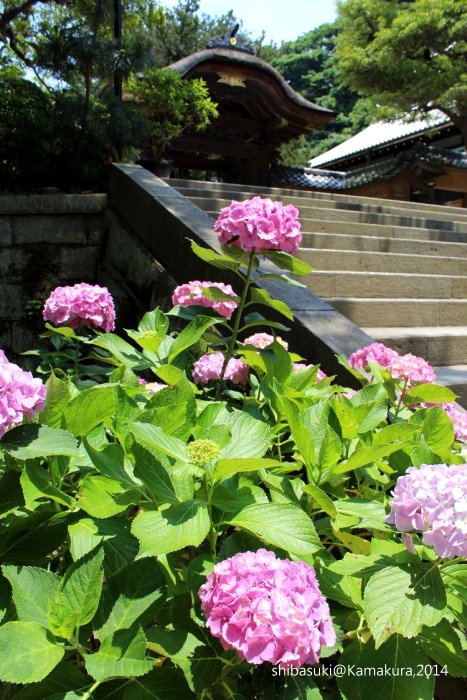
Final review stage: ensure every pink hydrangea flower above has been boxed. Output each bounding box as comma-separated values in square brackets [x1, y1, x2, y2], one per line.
[386, 464, 467, 559]
[442, 403, 467, 443]
[199, 549, 335, 667]
[0, 351, 47, 437]
[214, 197, 302, 253]
[192, 352, 249, 386]
[172, 281, 237, 319]
[137, 378, 166, 394]
[348, 342, 399, 371]
[389, 353, 436, 386]
[292, 363, 327, 381]
[243, 333, 288, 350]
[43, 283, 115, 332]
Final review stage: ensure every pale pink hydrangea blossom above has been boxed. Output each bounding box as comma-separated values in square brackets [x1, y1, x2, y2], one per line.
[348, 342, 399, 371]
[442, 403, 467, 443]
[199, 549, 336, 667]
[192, 352, 249, 386]
[292, 363, 327, 381]
[243, 333, 288, 350]
[43, 283, 115, 332]
[0, 350, 47, 437]
[137, 378, 166, 394]
[214, 197, 302, 253]
[172, 281, 237, 319]
[386, 464, 467, 559]
[389, 353, 436, 387]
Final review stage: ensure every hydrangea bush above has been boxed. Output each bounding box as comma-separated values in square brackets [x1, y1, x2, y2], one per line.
[0, 197, 465, 699]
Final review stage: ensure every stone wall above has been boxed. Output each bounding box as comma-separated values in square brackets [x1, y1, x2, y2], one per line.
[0, 193, 177, 361]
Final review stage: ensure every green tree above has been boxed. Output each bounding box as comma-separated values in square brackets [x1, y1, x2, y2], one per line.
[335, 0, 467, 147]
[271, 21, 372, 163]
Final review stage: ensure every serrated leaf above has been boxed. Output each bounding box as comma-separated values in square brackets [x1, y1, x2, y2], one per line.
[250, 287, 294, 320]
[68, 517, 139, 577]
[220, 411, 270, 459]
[0, 621, 63, 683]
[0, 425, 80, 459]
[264, 250, 312, 276]
[228, 503, 321, 556]
[190, 239, 240, 271]
[90, 334, 148, 370]
[420, 619, 467, 677]
[20, 461, 75, 509]
[132, 500, 210, 558]
[405, 383, 457, 404]
[92, 664, 194, 699]
[0, 511, 68, 565]
[65, 385, 117, 436]
[48, 546, 104, 637]
[215, 457, 281, 478]
[168, 315, 223, 362]
[41, 372, 74, 429]
[130, 422, 189, 462]
[146, 627, 223, 693]
[302, 483, 337, 518]
[2, 565, 60, 628]
[12, 661, 93, 699]
[77, 475, 139, 518]
[94, 559, 166, 640]
[84, 626, 153, 681]
[363, 562, 446, 648]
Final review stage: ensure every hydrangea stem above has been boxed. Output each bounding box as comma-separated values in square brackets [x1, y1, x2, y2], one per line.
[216, 250, 256, 398]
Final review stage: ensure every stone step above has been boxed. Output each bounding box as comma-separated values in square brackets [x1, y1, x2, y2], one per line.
[364, 326, 467, 365]
[185, 195, 467, 233]
[299, 248, 467, 276]
[308, 271, 467, 299]
[167, 178, 467, 220]
[298, 232, 467, 257]
[327, 298, 467, 327]
[299, 221, 467, 243]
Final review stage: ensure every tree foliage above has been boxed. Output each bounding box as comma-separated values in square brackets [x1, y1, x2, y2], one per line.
[271, 22, 373, 164]
[335, 0, 467, 145]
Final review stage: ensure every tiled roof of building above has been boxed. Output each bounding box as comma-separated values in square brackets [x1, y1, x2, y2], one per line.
[309, 111, 450, 168]
[272, 146, 467, 191]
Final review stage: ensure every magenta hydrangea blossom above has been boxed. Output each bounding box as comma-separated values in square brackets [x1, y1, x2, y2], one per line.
[292, 363, 327, 381]
[43, 283, 115, 332]
[243, 333, 288, 350]
[172, 281, 237, 319]
[192, 352, 249, 386]
[386, 464, 467, 559]
[0, 351, 47, 437]
[348, 342, 399, 371]
[389, 353, 436, 386]
[199, 549, 335, 667]
[214, 197, 302, 253]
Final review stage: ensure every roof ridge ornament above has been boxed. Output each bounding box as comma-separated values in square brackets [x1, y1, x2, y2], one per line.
[207, 23, 256, 55]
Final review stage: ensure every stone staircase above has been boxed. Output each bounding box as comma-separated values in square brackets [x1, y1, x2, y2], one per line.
[165, 178, 467, 404]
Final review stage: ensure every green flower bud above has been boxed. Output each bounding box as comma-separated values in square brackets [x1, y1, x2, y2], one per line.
[187, 439, 221, 466]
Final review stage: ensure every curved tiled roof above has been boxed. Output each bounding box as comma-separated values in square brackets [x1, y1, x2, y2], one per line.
[273, 146, 467, 191]
[309, 111, 450, 168]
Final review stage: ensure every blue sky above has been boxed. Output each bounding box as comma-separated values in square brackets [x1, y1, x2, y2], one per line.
[159, 0, 338, 44]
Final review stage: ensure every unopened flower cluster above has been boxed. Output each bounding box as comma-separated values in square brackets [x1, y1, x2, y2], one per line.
[349, 342, 435, 387]
[192, 352, 249, 386]
[188, 439, 221, 466]
[199, 549, 335, 667]
[386, 463, 467, 559]
[172, 281, 238, 319]
[43, 283, 115, 332]
[0, 350, 46, 437]
[215, 197, 302, 253]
